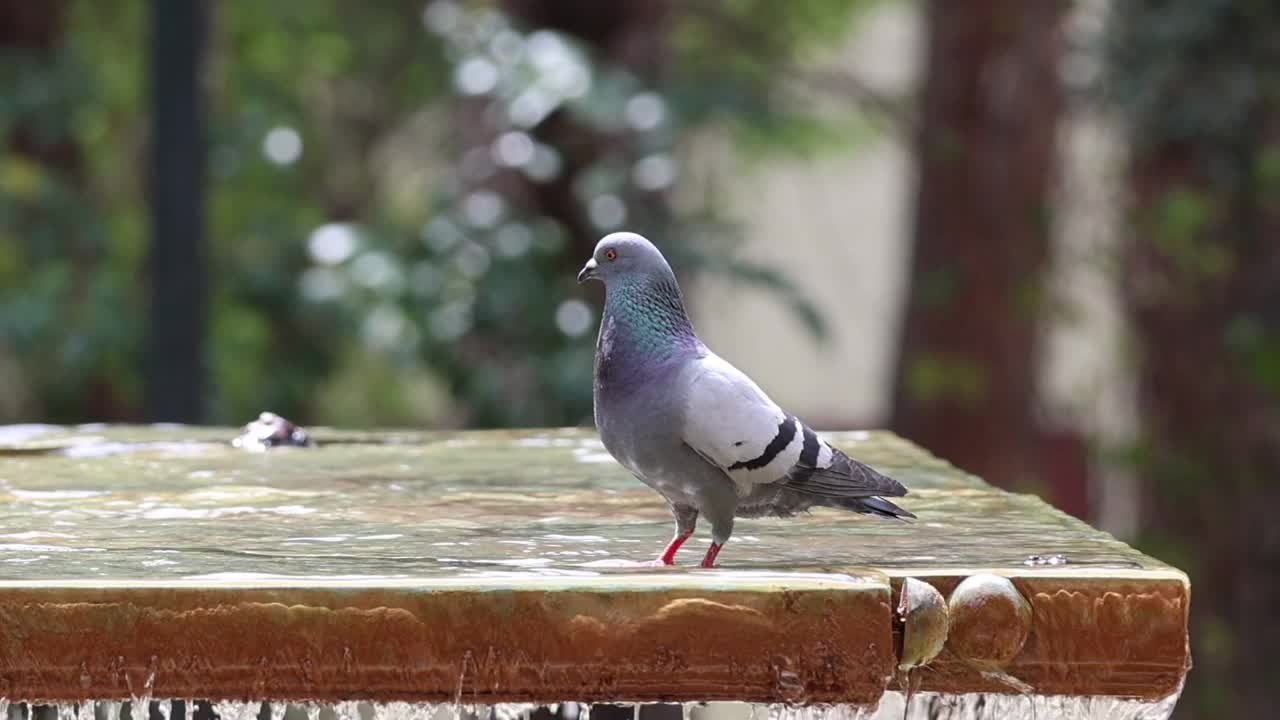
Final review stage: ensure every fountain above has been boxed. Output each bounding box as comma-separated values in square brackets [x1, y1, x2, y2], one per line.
[0, 426, 1189, 718]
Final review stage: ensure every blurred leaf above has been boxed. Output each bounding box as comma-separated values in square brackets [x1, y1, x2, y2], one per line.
[0, 156, 48, 198]
[904, 353, 987, 406]
[1150, 187, 1234, 279]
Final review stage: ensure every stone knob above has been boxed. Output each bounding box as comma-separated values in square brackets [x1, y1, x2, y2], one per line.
[946, 573, 1033, 670]
[897, 577, 949, 670]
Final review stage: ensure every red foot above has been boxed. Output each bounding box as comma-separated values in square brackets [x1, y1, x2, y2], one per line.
[700, 542, 722, 568]
[654, 531, 692, 566]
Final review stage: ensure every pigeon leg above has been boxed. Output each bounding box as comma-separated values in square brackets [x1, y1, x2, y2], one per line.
[656, 533, 691, 566]
[652, 503, 698, 566]
[700, 542, 723, 568]
[699, 493, 735, 569]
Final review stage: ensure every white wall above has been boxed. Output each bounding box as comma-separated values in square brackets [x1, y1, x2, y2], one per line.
[688, 2, 922, 427]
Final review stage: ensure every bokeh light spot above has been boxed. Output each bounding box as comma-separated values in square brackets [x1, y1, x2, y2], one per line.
[423, 217, 464, 253]
[299, 267, 346, 302]
[625, 92, 666, 131]
[350, 251, 403, 292]
[633, 154, 677, 191]
[556, 299, 594, 337]
[362, 304, 412, 350]
[492, 132, 535, 168]
[494, 224, 533, 258]
[430, 301, 473, 340]
[455, 57, 498, 95]
[455, 242, 492, 279]
[463, 191, 504, 228]
[422, 1, 461, 35]
[262, 126, 302, 166]
[589, 195, 627, 230]
[523, 144, 562, 182]
[308, 223, 361, 265]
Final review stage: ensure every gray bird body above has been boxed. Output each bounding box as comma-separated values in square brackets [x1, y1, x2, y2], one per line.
[579, 232, 912, 567]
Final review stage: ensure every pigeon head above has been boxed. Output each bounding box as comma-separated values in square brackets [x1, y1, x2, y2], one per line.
[579, 231, 699, 363]
[577, 232, 675, 285]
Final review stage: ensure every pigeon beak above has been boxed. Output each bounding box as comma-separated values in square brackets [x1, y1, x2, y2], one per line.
[577, 258, 598, 283]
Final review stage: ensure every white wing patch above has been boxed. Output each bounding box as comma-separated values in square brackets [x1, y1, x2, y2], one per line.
[682, 354, 804, 495]
[815, 441, 834, 469]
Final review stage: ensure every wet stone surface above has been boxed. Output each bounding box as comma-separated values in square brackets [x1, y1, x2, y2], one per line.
[0, 426, 1166, 581]
[0, 426, 1189, 708]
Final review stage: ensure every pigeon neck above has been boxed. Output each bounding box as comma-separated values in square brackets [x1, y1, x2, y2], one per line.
[601, 274, 700, 363]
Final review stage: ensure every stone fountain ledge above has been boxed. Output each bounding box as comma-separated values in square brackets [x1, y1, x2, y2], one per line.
[0, 426, 1189, 706]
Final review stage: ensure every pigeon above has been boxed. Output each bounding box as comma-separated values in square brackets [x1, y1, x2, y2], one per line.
[577, 231, 913, 568]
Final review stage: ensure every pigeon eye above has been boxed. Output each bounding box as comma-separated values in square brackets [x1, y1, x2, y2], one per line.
[605, 249, 617, 261]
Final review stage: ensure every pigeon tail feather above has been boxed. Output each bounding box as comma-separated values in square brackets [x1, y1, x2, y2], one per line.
[828, 494, 916, 520]
[784, 447, 908, 499]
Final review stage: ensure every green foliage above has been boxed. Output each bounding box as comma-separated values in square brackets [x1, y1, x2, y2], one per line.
[1107, 1, 1280, 152]
[0, 3, 143, 419]
[1, 0, 877, 426]
[1257, 144, 1280, 198]
[1149, 187, 1234, 280]
[904, 353, 986, 407]
[669, 0, 882, 158]
[1225, 314, 1280, 400]
[1108, 0, 1280, 391]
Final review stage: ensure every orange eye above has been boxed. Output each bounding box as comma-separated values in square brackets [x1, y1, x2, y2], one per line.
[605, 249, 617, 261]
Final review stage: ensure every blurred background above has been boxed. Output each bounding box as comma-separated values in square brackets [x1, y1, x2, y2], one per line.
[1, 0, 1277, 716]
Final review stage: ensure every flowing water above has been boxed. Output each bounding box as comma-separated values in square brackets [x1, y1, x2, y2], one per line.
[0, 425, 1171, 580]
[0, 694, 1183, 720]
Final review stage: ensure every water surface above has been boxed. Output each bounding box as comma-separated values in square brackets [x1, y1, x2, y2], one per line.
[0, 426, 1168, 582]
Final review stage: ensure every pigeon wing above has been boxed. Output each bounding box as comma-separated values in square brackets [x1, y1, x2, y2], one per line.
[681, 354, 805, 495]
[682, 354, 908, 501]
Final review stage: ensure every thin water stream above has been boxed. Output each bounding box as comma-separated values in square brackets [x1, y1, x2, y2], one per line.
[1, 694, 1183, 720]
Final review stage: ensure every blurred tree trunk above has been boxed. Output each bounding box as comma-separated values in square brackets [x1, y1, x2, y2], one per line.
[1110, 4, 1280, 717]
[144, 0, 209, 422]
[892, 0, 1068, 489]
